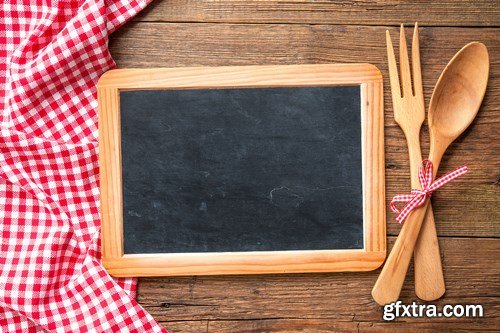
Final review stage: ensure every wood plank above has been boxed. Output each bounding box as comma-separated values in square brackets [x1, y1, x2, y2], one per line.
[138, 237, 499, 332]
[158, 315, 500, 333]
[165, 316, 499, 332]
[157, 320, 208, 333]
[358, 320, 500, 333]
[109, 24, 500, 238]
[206, 319, 360, 333]
[134, 0, 500, 27]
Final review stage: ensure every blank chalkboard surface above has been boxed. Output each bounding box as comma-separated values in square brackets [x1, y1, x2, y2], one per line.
[98, 64, 386, 277]
[121, 86, 363, 254]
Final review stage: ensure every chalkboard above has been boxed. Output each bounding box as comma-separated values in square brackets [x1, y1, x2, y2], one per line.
[98, 64, 386, 277]
[121, 86, 363, 254]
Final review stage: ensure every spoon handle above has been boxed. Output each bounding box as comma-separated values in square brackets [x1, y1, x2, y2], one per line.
[372, 201, 430, 305]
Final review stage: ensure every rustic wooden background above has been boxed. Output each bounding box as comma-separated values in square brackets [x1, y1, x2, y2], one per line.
[109, 1, 500, 331]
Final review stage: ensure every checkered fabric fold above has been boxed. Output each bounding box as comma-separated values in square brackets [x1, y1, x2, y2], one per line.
[0, 1, 166, 332]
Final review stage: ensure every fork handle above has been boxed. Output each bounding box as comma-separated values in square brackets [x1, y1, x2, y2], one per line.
[405, 133, 446, 301]
[372, 200, 430, 304]
[372, 143, 447, 304]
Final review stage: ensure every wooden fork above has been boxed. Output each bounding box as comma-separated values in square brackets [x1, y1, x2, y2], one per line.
[385, 23, 445, 301]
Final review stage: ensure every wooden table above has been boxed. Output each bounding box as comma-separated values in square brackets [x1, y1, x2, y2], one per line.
[109, 1, 500, 331]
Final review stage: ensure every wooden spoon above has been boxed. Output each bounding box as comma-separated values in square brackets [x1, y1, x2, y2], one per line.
[372, 42, 489, 305]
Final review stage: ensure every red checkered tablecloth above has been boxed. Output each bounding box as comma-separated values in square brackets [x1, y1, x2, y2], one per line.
[0, 1, 166, 331]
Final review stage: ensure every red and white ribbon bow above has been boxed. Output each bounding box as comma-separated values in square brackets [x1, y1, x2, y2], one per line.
[390, 159, 468, 224]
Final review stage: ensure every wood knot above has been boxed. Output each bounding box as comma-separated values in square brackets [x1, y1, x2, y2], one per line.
[387, 163, 397, 170]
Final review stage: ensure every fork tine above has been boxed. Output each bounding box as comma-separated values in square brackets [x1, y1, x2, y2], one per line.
[386, 30, 401, 98]
[399, 24, 413, 96]
[412, 22, 423, 98]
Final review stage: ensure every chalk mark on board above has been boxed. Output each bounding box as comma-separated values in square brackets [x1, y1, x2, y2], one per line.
[268, 185, 353, 208]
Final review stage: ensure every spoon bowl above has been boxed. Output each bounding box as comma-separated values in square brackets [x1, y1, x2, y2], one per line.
[429, 42, 489, 152]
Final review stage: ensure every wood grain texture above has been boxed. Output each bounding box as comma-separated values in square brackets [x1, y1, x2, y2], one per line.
[98, 86, 123, 260]
[98, 64, 385, 277]
[137, 237, 499, 332]
[133, 0, 500, 26]
[109, 24, 500, 238]
[164, 318, 500, 333]
[108, 3, 500, 330]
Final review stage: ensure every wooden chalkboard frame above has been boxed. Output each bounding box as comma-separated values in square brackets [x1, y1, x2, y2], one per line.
[98, 64, 385, 277]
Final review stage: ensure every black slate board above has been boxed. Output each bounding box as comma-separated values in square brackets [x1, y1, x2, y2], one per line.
[120, 86, 363, 254]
